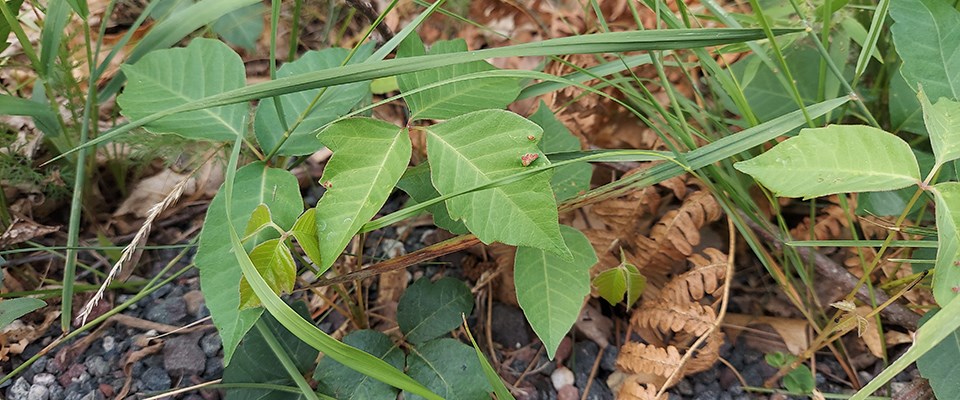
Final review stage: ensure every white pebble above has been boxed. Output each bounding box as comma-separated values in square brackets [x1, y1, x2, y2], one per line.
[551, 366, 575, 389]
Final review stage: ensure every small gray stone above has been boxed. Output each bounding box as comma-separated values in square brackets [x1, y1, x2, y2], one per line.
[200, 333, 221, 357]
[203, 357, 223, 379]
[101, 336, 116, 353]
[63, 389, 83, 400]
[27, 385, 49, 400]
[29, 357, 48, 375]
[599, 346, 618, 371]
[145, 297, 187, 325]
[83, 356, 109, 377]
[79, 390, 104, 400]
[32, 373, 56, 386]
[490, 303, 532, 348]
[676, 379, 694, 396]
[141, 367, 171, 391]
[47, 384, 64, 400]
[163, 333, 205, 377]
[7, 377, 31, 400]
[44, 358, 62, 375]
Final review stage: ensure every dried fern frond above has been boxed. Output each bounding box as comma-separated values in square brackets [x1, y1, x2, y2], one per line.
[790, 204, 849, 241]
[658, 248, 727, 305]
[632, 300, 716, 336]
[618, 378, 668, 400]
[590, 186, 662, 236]
[633, 191, 722, 270]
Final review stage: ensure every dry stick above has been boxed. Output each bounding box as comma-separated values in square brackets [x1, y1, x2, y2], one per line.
[580, 346, 606, 400]
[656, 217, 738, 398]
[306, 234, 481, 288]
[741, 213, 920, 331]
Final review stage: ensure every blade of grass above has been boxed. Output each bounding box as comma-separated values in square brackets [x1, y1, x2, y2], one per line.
[51, 27, 798, 163]
[787, 240, 939, 248]
[462, 314, 515, 400]
[852, 0, 889, 87]
[254, 320, 320, 400]
[852, 294, 960, 399]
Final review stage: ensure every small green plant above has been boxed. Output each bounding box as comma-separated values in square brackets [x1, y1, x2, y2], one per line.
[764, 351, 815, 395]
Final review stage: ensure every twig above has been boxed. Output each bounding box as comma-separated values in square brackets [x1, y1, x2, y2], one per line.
[304, 234, 480, 288]
[741, 212, 919, 331]
[345, 0, 394, 43]
[580, 346, 605, 400]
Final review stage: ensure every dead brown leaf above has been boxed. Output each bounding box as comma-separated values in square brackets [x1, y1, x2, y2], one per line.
[0, 218, 60, 247]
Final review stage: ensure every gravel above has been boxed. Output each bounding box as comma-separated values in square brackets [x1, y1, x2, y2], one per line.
[162, 332, 205, 377]
[141, 367, 171, 391]
[145, 297, 188, 325]
[7, 377, 30, 400]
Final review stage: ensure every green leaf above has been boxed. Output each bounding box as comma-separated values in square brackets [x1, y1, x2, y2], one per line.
[395, 164, 468, 234]
[255, 47, 372, 155]
[528, 101, 592, 201]
[118, 38, 247, 141]
[424, 109, 568, 256]
[0, 298, 45, 329]
[593, 257, 646, 308]
[404, 338, 492, 400]
[889, 63, 926, 134]
[933, 183, 960, 305]
[291, 208, 322, 267]
[196, 162, 302, 364]
[734, 125, 921, 199]
[212, 2, 264, 50]
[0, 0, 24, 54]
[243, 204, 272, 236]
[314, 330, 404, 400]
[783, 365, 815, 394]
[397, 277, 474, 344]
[920, 92, 960, 169]
[853, 294, 960, 399]
[917, 310, 960, 400]
[890, 0, 960, 102]
[314, 118, 411, 273]
[724, 45, 843, 122]
[514, 225, 597, 359]
[238, 239, 296, 310]
[397, 35, 520, 121]
[223, 302, 319, 400]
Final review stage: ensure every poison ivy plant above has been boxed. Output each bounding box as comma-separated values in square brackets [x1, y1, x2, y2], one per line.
[514, 225, 597, 359]
[0, 298, 45, 329]
[396, 163, 469, 234]
[254, 47, 373, 156]
[765, 352, 815, 394]
[118, 38, 247, 141]
[313, 117, 411, 273]
[527, 101, 592, 201]
[423, 109, 569, 257]
[396, 277, 474, 344]
[397, 35, 520, 121]
[593, 251, 646, 308]
[196, 162, 302, 364]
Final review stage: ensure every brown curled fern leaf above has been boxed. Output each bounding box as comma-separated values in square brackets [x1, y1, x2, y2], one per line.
[632, 300, 716, 337]
[658, 248, 728, 305]
[632, 191, 722, 273]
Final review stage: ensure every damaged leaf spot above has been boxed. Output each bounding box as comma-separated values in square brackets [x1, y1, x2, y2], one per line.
[521, 153, 539, 167]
